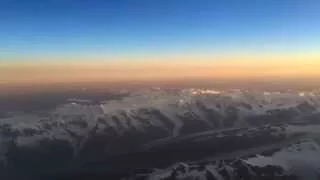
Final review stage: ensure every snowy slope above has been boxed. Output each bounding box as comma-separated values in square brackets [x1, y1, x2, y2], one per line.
[133, 139, 320, 180]
[0, 89, 320, 179]
[246, 139, 320, 180]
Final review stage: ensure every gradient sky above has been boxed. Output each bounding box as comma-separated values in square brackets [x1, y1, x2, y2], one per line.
[1, 0, 320, 85]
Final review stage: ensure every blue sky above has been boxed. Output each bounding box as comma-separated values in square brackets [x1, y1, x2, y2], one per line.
[1, 0, 320, 58]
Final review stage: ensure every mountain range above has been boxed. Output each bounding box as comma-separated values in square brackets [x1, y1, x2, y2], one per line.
[0, 88, 320, 180]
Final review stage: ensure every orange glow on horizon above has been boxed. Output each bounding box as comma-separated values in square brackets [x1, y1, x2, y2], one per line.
[1, 54, 320, 85]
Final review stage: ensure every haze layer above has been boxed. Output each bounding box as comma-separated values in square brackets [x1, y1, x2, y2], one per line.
[1, 53, 320, 86]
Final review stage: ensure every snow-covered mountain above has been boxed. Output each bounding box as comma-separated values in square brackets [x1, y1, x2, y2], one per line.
[0, 89, 320, 179]
[136, 139, 320, 180]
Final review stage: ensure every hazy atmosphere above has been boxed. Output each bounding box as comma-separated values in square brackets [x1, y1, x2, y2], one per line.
[1, 0, 320, 87]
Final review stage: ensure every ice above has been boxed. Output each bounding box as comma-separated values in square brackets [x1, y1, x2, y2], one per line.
[246, 140, 320, 180]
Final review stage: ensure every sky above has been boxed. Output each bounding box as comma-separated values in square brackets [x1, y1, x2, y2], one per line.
[1, 0, 320, 85]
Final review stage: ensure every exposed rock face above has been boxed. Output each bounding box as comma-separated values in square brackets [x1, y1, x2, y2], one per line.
[126, 139, 320, 180]
[137, 160, 298, 180]
[0, 89, 320, 179]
